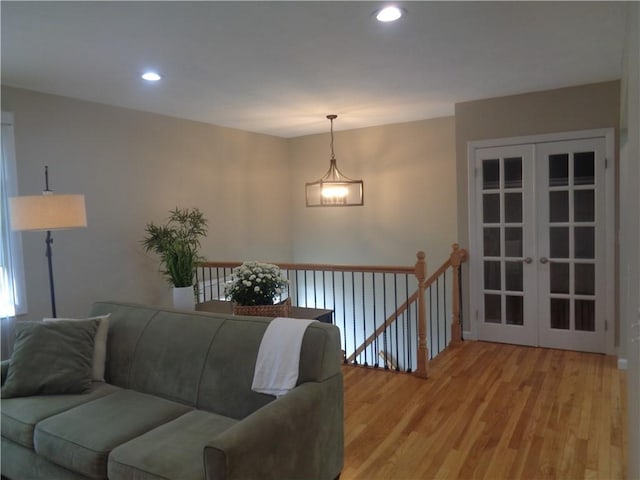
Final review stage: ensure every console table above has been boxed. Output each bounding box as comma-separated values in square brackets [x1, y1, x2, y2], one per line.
[196, 299, 334, 324]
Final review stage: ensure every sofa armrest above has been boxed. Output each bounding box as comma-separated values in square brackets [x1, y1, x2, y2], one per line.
[203, 373, 343, 480]
[1, 359, 10, 385]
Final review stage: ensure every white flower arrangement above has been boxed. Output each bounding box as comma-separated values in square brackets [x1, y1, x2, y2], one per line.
[225, 261, 289, 306]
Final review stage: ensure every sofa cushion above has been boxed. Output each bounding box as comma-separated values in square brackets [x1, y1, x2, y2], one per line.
[44, 314, 111, 381]
[196, 318, 275, 419]
[108, 410, 238, 480]
[1, 319, 99, 398]
[1, 382, 120, 449]
[34, 389, 192, 480]
[127, 310, 224, 405]
[1, 438, 90, 480]
[89, 302, 159, 388]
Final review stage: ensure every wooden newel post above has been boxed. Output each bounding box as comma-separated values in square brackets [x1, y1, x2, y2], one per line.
[450, 243, 467, 346]
[415, 251, 429, 378]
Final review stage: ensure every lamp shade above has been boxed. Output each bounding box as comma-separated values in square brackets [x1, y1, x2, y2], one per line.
[9, 194, 87, 231]
[305, 159, 364, 207]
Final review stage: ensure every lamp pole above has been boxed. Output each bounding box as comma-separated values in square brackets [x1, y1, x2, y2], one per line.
[43, 166, 57, 318]
[45, 230, 56, 317]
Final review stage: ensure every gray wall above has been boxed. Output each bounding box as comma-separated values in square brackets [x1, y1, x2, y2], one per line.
[289, 117, 458, 268]
[619, 3, 639, 477]
[2, 86, 292, 320]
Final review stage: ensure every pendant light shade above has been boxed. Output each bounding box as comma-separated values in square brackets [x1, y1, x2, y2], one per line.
[305, 115, 364, 207]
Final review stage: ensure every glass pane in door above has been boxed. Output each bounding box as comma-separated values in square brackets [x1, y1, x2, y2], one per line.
[550, 191, 569, 222]
[575, 300, 595, 331]
[574, 190, 595, 221]
[484, 294, 501, 323]
[574, 264, 595, 295]
[574, 152, 595, 185]
[483, 159, 500, 189]
[484, 261, 501, 290]
[575, 227, 595, 258]
[549, 154, 569, 186]
[483, 228, 501, 256]
[504, 228, 522, 257]
[550, 227, 569, 258]
[505, 262, 523, 291]
[505, 296, 524, 325]
[483, 194, 500, 223]
[504, 193, 522, 222]
[550, 263, 569, 294]
[504, 158, 522, 188]
[550, 298, 570, 329]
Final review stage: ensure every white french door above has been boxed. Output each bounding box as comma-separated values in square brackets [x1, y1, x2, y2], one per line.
[471, 131, 613, 353]
[475, 145, 537, 346]
[536, 139, 606, 352]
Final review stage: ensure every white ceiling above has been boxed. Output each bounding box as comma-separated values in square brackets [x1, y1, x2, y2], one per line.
[1, 1, 628, 138]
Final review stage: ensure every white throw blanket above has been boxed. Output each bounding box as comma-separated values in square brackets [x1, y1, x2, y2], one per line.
[251, 317, 317, 397]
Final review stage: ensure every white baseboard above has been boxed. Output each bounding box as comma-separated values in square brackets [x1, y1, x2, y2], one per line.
[618, 358, 628, 370]
[462, 330, 475, 340]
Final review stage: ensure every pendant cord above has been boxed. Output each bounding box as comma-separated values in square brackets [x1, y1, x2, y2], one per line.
[327, 114, 337, 161]
[330, 117, 335, 160]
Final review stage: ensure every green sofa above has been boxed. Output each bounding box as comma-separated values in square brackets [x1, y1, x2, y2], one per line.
[0, 301, 344, 480]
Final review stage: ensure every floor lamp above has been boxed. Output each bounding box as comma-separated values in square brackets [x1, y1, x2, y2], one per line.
[9, 166, 87, 318]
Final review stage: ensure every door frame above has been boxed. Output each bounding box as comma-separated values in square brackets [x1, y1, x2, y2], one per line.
[467, 128, 615, 355]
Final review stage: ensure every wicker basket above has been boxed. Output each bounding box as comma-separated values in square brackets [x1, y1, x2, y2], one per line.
[233, 297, 291, 318]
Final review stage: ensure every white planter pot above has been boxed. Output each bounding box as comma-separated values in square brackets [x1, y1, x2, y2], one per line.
[172, 286, 195, 310]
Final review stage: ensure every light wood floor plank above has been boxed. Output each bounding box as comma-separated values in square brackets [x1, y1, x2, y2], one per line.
[342, 341, 627, 480]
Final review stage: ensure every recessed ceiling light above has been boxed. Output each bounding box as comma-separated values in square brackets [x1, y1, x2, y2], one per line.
[141, 71, 162, 82]
[375, 6, 404, 22]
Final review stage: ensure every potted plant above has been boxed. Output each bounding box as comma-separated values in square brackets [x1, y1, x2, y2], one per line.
[225, 261, 290, 317]
[142, 207, 208, 309]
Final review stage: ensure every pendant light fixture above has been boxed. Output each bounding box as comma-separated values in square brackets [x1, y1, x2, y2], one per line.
[305, 115, 364, 207]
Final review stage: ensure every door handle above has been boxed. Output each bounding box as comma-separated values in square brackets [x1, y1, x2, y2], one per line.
[540, 257, 549, 264]
[522, 257, 533, 264]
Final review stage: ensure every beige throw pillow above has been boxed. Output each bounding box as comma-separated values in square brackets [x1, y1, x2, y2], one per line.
[43, 314, 110, 381]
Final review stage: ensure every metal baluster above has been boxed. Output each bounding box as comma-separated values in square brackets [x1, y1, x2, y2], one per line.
[458, 265, 464, 341]
[405, 274, 411, 372]
[434, 277, 440, 357]
[351, 271, 358, 365]
[210, 267, 215, 301]
[391, 273, 400, 370]
[373, 273, 379, 368]
[444, 269, 448, 347]
[322, 271, 326, 308]
[313, 270, 317, 308]
[195, 267, 201, 302]
[292, 270, 298, 305]
[360, 272, 373, 366]
[331, 272, 342, 361]
[382, 274, 388, 369]
[429, 285, 435, 359]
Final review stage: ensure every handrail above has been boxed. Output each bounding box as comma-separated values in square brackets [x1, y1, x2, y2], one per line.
[198, 260, 415, 275]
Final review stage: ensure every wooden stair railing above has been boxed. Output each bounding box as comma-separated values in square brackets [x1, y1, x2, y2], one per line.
[196, 243, 467, 379]
[347, 243, 467, 378]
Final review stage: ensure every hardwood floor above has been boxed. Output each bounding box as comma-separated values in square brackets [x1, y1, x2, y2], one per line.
[342, 341, 627, 480]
